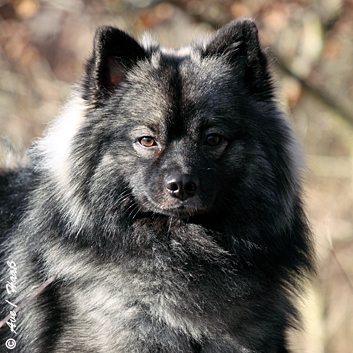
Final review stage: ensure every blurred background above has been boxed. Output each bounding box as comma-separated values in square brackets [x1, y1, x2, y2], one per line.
[0, 0, 352, 351]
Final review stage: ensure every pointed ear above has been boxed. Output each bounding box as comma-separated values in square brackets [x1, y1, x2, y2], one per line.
[202, 19, 273, 99]
[84, 26, 147, 102]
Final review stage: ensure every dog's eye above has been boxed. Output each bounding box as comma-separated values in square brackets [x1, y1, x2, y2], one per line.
[204, 134, 222, 146]
[139, 137, 156, 147]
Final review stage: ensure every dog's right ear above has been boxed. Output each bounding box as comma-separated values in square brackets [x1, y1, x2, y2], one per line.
[84, 26, 147, 104]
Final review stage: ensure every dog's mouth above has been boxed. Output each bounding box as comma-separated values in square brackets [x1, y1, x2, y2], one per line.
[137, 193, 213, 219]
[159, 203, 210, 219]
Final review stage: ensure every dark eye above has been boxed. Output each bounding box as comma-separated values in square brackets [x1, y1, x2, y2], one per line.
[204, 134, 222, 146]
[139, 136, 156, 147]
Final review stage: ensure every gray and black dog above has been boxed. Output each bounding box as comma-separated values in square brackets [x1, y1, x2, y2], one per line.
[0, 19, 314, 352]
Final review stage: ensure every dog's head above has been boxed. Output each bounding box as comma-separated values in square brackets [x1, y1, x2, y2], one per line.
[77, 19, 294, 221]
[36, 20, 299, 228]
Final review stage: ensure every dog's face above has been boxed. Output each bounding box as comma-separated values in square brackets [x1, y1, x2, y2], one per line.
[82, 59, 231, 219]
[123, 57, 240, 219]
[87, 51, 258, 220]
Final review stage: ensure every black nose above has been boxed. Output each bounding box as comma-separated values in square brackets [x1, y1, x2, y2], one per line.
[165, 174, 199, 201]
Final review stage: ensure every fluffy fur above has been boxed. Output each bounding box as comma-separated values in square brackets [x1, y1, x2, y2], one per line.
[0, 19, 313, 352]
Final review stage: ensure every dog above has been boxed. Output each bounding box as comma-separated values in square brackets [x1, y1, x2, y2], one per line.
[0, 19, 314, 352]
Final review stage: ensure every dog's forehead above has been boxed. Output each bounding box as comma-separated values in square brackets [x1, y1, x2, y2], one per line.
[125, 49, 236, 136]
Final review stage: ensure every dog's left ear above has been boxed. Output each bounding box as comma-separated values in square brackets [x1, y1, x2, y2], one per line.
[84, 26, 147, 103]
[202, 19, 273, 99]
